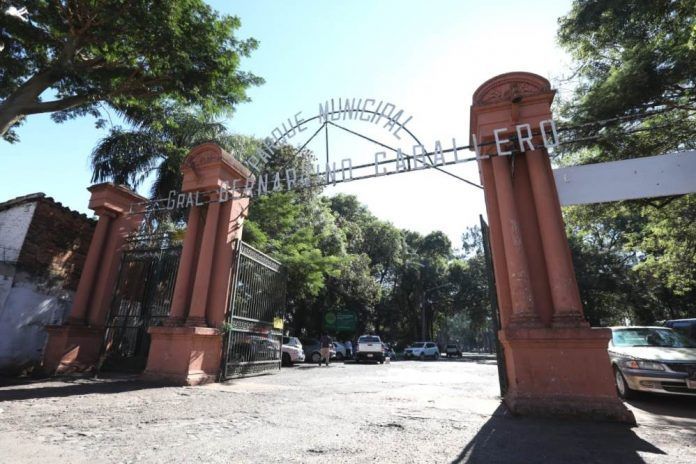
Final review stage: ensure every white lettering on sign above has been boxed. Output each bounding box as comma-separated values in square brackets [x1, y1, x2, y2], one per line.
[149, 116, 563, 213]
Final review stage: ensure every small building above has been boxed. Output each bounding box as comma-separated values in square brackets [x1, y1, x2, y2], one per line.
[0, 193, 95, 374]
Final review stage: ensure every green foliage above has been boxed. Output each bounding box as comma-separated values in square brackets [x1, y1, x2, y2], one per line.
[0, 0, 262, 141]
[557, 1, 696, 324]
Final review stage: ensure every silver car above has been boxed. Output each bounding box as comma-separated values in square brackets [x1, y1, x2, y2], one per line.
[608, 326, 696, 399]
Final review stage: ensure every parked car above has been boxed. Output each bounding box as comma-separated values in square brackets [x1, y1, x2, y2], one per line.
[230, 334, 280, 363]
[608, 326, 696, 399]
[332, 341, 347, 360]
[300, 338, 336, 364]
[403, 342, 440, 360]
[445, 343, 462, 358]
[355, 335, 384, 363]
[665, 319, 696, 339]
[282, 336, 305, 366]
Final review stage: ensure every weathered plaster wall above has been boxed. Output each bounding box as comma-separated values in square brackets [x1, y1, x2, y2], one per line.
[0, 195, 95, 373]
[0, 201, 36, 262]
[0, 274, 73, 373]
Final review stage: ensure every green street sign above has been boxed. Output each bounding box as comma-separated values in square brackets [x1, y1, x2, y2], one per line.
[335, 312, 356, 332]
[324, 311, 356, 332]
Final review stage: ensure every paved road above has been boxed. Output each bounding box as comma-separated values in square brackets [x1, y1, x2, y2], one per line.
[0, 358, 694, 463]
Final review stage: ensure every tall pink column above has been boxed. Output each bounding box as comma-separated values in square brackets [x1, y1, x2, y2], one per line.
[68, 213, 113, 324]
[186, 199, 221, 326]
[470, 72, 634, 423]
[144, 143, 252, 385]
[491, 155, 540, 327]
[168, 205, 201, 324]
[526, 149, 588, 327]
[43, 183, 146, 374]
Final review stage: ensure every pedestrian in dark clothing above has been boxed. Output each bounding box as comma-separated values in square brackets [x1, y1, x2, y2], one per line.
[320, 333, 332, 366]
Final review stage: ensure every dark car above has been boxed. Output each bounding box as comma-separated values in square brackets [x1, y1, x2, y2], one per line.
[445, 343, 462, 358]
[665, 319, 696, 339]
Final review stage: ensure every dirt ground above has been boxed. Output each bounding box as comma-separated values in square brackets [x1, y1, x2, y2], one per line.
[1, 357, 695, 464]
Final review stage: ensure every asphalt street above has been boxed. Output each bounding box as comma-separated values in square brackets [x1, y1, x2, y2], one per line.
[0, 357, 694, 463]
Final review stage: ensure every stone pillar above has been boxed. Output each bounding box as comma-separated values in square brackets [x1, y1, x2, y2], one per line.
[143, 143, 252, 385]
[470, 72, 634, 422]
[43, 183, 146, 374]
[68, 214, 112, 324]
[167, 205, 201, 325]
[186, 199, 221, 326]
[526, 150, 588, 327]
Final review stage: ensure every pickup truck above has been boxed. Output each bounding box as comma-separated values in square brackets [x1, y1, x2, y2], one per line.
[355, 334, 384, 363]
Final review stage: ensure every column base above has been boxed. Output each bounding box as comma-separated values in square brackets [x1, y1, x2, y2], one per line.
[500, 326, 635, 424]
[42, 325, 105, 374]
[504, 391, 635, 423]
[509, 311, 543, 328]
[143, 326, 222, 385]
[552, 311, 590, 328]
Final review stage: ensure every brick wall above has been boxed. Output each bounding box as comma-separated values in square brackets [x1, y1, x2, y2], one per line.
[16, 198, 96, 291]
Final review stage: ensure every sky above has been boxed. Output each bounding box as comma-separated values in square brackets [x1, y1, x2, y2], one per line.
[0, 0, 575, 249]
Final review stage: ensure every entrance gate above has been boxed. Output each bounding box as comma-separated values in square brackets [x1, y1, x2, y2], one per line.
[101, 237, 181, 371]
[223, 241, 287, 379]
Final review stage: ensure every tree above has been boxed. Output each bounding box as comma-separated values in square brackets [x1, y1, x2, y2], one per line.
[90, 106, 234, 199]
[557, 1, 696, 323]
[0, 1, 262, 142]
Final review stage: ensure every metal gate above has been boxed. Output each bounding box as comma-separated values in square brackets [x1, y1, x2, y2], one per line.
[223, 241, 287, 379]
[480, 215, 508, 396]
[101, 239, 181, 371]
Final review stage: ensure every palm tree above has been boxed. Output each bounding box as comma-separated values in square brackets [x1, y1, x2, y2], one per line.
[90, 107, 230, 200]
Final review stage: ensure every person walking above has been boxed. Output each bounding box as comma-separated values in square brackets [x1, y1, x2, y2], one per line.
[320, 332, 332, 366]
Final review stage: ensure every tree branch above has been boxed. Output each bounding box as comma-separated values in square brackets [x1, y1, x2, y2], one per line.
[22, 93, 99, 115]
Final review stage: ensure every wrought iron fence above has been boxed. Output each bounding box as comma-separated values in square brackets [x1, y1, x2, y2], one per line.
[224, 241, 287, 379]
[102, 241, 181, 371]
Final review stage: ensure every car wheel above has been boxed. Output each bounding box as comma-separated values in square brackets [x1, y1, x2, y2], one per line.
[336, 352, 344, 361]
[419, 353, 425, 361]
[282, 352, 291, 366]
[311, 352, 322, 364]
[614, 366, 635, 400]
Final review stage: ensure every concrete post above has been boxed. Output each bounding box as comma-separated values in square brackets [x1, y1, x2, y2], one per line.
[144, 143, 252, 385]
[43, 183, 146, 374]
[68, 213, 112, 324]
[470, 72, 634, 422]
[167, 205, 201, 325]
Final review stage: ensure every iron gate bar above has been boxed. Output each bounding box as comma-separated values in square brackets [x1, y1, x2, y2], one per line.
[100, 243, 181, 372]
[224, 241, 286, 379]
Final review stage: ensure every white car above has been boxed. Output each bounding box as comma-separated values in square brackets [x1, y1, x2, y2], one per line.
[332, 342, 347, 360]
[282, 337, 305, 366]
[404, 342, 440, 360]
[609, 327, 696, 398]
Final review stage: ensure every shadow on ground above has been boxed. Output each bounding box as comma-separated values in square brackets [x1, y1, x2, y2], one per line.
[452, 405, 665, 464]
[0, 375, 161, 402]
[627, 394, 696, 419]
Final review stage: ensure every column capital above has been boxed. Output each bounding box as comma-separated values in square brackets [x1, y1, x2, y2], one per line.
[87, 183, 147, 217]
[181, 143, 253, 192]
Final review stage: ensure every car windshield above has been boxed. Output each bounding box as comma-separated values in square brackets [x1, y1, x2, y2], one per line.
[410, 343, 425, 348]
[612, 328, 696, 348]
[358, 336, 380, 343]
